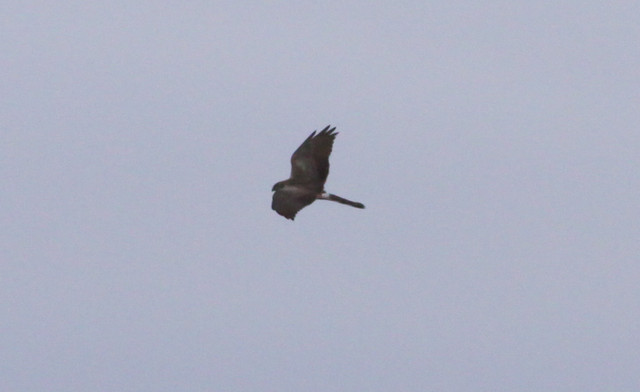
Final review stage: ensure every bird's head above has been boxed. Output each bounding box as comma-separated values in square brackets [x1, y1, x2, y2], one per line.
[272, 181, 285, 192]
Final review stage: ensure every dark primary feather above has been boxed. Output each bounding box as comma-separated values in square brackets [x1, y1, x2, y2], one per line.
[289, 125, 337, 188]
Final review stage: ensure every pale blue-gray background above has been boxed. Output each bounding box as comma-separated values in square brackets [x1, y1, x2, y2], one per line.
[2, 2, 639, 391]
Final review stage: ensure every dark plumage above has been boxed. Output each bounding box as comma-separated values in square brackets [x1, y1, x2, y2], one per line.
[271, 125, 365, 220]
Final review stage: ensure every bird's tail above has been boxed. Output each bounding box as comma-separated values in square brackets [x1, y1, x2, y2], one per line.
[319, 193, 365, 209]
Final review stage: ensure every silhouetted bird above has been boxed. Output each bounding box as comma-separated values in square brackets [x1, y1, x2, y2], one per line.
[271, 125, 365, 220]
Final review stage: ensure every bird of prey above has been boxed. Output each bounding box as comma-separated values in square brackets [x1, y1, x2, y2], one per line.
[272, 125, 365, 220]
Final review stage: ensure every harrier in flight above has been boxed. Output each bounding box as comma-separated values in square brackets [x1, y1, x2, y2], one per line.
[272, 125, 365, 220]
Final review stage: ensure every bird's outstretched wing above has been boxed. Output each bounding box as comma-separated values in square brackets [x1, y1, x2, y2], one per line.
[289, 125, 337, 188]
[271, 186, 317, 220]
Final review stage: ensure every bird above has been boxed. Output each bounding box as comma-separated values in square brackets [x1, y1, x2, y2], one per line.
[271, 125, 365, 220]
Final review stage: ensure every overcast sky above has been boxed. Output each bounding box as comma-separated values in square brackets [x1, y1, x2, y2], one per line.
[2, 2, 639, 391]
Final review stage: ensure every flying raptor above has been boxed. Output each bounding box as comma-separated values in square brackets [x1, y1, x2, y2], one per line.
[271, 125, 365, 220]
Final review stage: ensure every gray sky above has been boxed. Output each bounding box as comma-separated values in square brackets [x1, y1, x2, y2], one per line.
[2, 2, 639, 391]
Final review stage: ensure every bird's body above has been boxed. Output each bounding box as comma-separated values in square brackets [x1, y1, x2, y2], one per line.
[271, 125, 365, 220]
